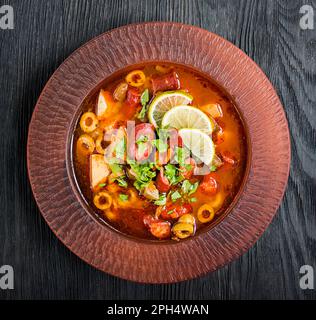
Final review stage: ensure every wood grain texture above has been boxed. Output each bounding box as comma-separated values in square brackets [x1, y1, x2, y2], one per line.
[0, 0, 315, 299]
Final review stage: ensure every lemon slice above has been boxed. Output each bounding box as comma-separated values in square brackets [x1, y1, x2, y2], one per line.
[148, 91, 193, 128]
[161, 105, 214, 134]
[178, 128, 215, 165]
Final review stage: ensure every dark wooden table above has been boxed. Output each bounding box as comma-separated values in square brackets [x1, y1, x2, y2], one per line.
[0, 0, 315, 300]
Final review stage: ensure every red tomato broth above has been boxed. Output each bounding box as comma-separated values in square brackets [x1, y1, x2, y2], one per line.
[73, 62, 247, 240]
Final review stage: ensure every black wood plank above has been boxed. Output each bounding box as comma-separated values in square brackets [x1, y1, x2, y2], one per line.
[0, 0, 315, 299]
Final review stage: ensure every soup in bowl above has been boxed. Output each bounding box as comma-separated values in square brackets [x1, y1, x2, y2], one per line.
[73, 63, 247, 241]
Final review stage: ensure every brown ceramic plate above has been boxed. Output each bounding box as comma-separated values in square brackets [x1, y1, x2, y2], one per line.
[27, 22, 290, 283]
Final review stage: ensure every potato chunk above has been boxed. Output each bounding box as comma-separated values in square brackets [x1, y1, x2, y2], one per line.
[90, 154, 110, 190]
[96, 89, 115, 120]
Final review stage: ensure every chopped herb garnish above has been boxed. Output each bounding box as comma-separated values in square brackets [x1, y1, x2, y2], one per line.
[115, 138, 126, 159]
[190, 197, 197, 203]
[116, 176, 128, 188]
[137, 89, 150, 121]
[154, 194, 167, 206]
[128, 162, 157, 191]
[174, 146, 190, 166]
[109, 163, 124, 175]
[164, 163, 182, 185]
[152, 139, 168, 153]
[134, 180, 149, 191]
[141, 88, 149, 106]
[181, 180, 192, 194]
[98, 183, 106, 187]
[119, 194, 129, 201]
[171, 190, 182, 202]
[167, 209, 174, 215]
[209, 165, 217, 172]
[181, 180, 199, 195]
[188, 181, 199, 195]
[136, 135, 148, 144]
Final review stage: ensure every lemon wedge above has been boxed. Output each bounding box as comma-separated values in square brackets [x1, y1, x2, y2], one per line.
[148, 91, 193, 128]
[161, 105, 214, 134]
[178, 128, 215, 165]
